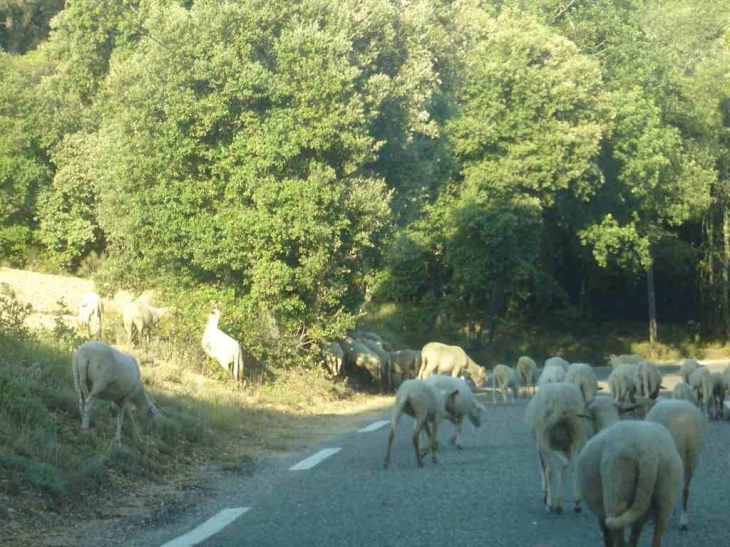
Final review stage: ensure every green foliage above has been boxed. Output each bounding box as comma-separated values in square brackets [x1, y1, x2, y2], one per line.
[0, 283, 33, 341]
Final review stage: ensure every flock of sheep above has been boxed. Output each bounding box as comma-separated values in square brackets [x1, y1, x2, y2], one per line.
[382, 348, 730, 547]
[73, 292, 730, 545]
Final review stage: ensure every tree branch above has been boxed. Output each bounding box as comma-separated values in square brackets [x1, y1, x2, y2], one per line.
[551, 0, 582, 24]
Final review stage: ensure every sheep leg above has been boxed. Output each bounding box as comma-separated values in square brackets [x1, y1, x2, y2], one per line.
[598, 519, 624, 547]
[450, 417, 464, 449]
[419, 422, 432, 457]
[81, 392, 98, 432]
[649, 513, 668, 547]
[429, 418, 439, 464]
[628, 514, 649, 547]
[553, 457, 564, 514]
[114, 403, 125, 447]
[570, 450, 582, 513]
[412, 421, 424, 468]
[537, 448, 548, 504]
[680, 467, 692, 530]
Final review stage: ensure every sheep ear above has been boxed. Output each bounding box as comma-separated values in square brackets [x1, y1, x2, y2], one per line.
[477, 403, 487, 413]
[597, 386, 604, 391]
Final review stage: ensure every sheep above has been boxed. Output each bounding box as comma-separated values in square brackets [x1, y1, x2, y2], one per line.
[723, 365, 730, 395]
[536, 363, 566, 387]
[340, 336, 386, 388]
[78, 292, 104, 338]
[576, 420, 683, 547]
[607, 363, 637, 404]
[645, 399, 707, 531]
[689, 367, 712, 415]
[388, 350, 421, 380]
[72, 341, 161, 446]
[607, 353, 644, 370]
[565, 363, 600, 402]
[708, 372, 726, 420]
[359, 338, 392, 387]
[680, 358, 700, 384]
[633, 360, 663, 400]
[524, 384, 628, 514]
[323, 341, 344, 376]
[122, 301, 175, 347]
[201, 306, 244, 383]
[544, 356, 570, 371]
[383, 379, 459, 469]
[352, 330, 383, 343]
[515, 356, 538, 396]
[491, 364, 519, 405]
[424, 375, 487, 449]
[672, 382, 698, 406]
[417, 342, 488, 387]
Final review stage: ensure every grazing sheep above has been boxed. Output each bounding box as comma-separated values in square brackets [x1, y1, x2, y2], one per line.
[524, 384, 627, 514]
[689, 367, 712, 415]
[388, 350, 421, 380]
[607, 353, 644, 370]
[417, 342, 488, 387]
[492, 364, 519, 405]
[352, 330, 383, 343]
[323, 341, 344, 376]
[708, 372, 726, 420]
[680, 358, 700, 384]
[607, 363, 637, 404]
[123, 301, 175, 347]
[383, 379, 459, 469]
[565, 363, 600, 402]
[78, 292, 104, 338]
[341, 336, 386, 388]
[672, 382, 698, 406]
[544, 356, 570, 371]
[633, 361, 663, 400]
[536, 364, 566, 387]
[72, 341, 161, 446]
[201, 306, 244, 383]
[359, 338, 392, 386]
[645, 399, 707, 531]
[425, 375, 486, 449]
[577, 420, 683, 547]
[516, 356, 538, 396]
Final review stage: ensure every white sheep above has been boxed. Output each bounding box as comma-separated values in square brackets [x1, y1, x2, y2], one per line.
[424, 375, 486, 449]
[723, 365, 730, 395]
[122, 300, 175, 347]
[383, 379, 458, 469]
[565, 362, 600, 402]
[352, 329, 383, 343]
[544, 356, 570, 371]
[491, 364, 519, 405]
[323, 341, 344, 376]
[708, 372, 726, 420]
[607, 363, 637, 404]
[672, 382, 698, 406]
[633, 360, 663, 400]
[388, 349, 421, 380]
[536, 363, 566, 387]
[680, 358, 700, 384]
[201, 305, 244, 383]
[515, 356, 538, 396]
[607, 353, 644, 369]
[577, 420, 683, 546]
[340, 336, 386, 388]
[524, 384, 626, 514]
[689, 366, 712, 416]
[417, 342, 488, 387]
[72, 341, 161, 446]
[360, 338, 392, 387]
[645, 399, 707, 530]
[78, 292, 104, 338]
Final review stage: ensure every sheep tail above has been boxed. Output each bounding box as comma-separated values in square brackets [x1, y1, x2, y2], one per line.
[72, 348, 91, 401]
[604, 455, 659, 529]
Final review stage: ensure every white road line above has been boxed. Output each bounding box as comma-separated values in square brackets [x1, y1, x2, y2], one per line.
[358, 420, 390, 433]
[289, 448, 341, 471]
[161, 507, 250, 547]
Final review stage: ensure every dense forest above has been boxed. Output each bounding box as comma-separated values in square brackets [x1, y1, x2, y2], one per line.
[1, 0, 729, 364]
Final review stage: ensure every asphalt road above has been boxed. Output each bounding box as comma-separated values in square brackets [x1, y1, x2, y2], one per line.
[140, 367, 730, 547]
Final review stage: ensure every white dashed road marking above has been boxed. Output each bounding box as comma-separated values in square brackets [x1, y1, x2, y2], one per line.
[358, 420, 390, 433]
[289, 448, 341, 471]
[161, 507, 250, 547]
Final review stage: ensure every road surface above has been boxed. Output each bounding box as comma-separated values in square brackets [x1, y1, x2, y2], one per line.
[132, 364, 730, 547]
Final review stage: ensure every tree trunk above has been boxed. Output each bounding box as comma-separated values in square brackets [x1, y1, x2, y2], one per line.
[478, 281, 505, 345]
[646, 260, 658, 347]
[722, 207, 730, 342]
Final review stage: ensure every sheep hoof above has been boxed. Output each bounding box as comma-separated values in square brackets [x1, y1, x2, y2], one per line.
[554, 506, 563, 515]
[573, 503, 582, 514]
[680, 524, 688, 531]
[417, 461, 424, 468]
[456, 444, 463, 450]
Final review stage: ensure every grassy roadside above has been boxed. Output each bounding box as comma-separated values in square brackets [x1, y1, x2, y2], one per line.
[0, 285, 392, 543]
